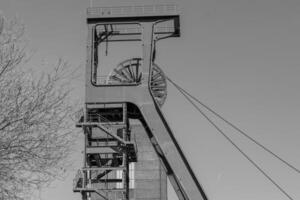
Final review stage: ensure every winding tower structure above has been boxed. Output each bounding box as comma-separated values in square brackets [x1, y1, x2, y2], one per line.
[74, 4, 207, 200]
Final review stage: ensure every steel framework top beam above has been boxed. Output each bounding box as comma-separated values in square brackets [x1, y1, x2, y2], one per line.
[86, 4, 180, 37]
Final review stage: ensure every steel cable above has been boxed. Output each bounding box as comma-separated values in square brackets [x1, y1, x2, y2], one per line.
[167, 77, 295, 200]
[167, 77, 300, 174]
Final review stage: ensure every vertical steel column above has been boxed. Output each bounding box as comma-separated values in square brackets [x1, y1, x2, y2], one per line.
[123, 103, 130, 200]
[85, 24, 94, 94]
[141, 22, 155, 87]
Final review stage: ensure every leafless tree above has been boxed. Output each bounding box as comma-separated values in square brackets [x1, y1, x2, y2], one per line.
[0, 17, 79, 200]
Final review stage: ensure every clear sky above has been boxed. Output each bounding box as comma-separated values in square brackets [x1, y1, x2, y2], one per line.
[1, 0, 300, 200]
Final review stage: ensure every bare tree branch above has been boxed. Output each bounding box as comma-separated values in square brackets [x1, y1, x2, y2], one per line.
[0, 16, 79, 200]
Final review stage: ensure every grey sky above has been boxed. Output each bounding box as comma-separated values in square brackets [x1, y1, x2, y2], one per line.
[0, 0, 299, 199]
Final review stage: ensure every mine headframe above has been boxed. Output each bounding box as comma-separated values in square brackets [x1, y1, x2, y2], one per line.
[73, 4, 207, 200]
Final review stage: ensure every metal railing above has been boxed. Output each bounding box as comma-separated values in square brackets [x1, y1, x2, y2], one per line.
[87, 113, 121, 129]
[87, 4, 179, 18]
[95, 75, 138, 86]
[73, 168, 130, 191]
[73, 108, 84, 123]
[95, 75, 111, 85]
[74, 108, 123, 125]
[73, 170, 86, 191]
